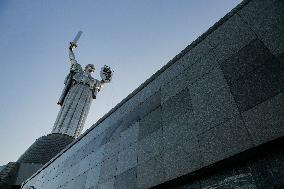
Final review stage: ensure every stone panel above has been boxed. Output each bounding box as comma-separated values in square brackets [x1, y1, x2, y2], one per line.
[163, 111, 196, 151]
[162, 88, 192, 124]
[220, 39, 276, 85]
[138, 128, 164, 164]
[119, 122, 139, 150]
[242, 93, 284, 146]
[199, 115, 253, 165]
[161, 51, 218, 103]
[207, 14, 256, 63]
[239, 0, 284, 55]
[84, 165, 101, 189]
[116, 143, 137, 175]
[182, 39, 213, 67]
[138, 107, 162, 140]
[103, 138, 121, 158]
[73, 173, 87, 189]
[98, 155, 118, 184]
[139, 90, 161, 119]
[163, 144, 202, 181]
[137, 155, 166, 189]
[97, 178, 114, 189]
[114, 167, 137, 189]
[189, 67, 239, 133]
[229, 59, 284, 112]
[119, 108, 140, 132]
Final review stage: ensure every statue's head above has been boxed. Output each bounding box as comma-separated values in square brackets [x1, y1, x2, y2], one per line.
[85, 64, 95, 73]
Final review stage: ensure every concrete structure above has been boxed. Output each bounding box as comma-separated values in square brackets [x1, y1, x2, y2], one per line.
[19, 0, 284, 188]
[0, 134, 74, 189]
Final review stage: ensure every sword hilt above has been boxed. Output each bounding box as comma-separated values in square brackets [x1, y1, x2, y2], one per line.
[69, 31, 83, 50]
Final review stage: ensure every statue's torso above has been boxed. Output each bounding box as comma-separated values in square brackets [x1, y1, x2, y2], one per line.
[73, 72, 97, 89]
[68, 63, 99, 89]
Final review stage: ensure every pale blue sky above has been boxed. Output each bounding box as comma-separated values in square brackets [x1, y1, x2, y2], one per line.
[0, 0, 240, 165]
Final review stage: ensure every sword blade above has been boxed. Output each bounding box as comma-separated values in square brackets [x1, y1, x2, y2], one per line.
[72, 31, 83, 44]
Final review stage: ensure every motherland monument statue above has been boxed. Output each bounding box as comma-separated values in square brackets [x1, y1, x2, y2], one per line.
[52, 31, 113, 138]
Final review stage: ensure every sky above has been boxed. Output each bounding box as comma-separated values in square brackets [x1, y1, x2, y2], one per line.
[0, 0, 241, 165]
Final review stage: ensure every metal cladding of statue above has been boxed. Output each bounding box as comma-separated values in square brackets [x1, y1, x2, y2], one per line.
[52, 31, 113, 138]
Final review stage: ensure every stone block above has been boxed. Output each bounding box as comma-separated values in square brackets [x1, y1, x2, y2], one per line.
[138, 128, 164, 164]
[189, 67, 239, 133]
[138, 107, 162, 140]
[73, 173, 87, 189]
[85, 165, 101, 189]
[207, 14, 256, 63]
[182, 39, 213, 66]
[119, 122, 139, 150]
[97, 178, 114, 189]
[162, 88, 192, 124]
[100, 124, 118, 146]
[229, 59, 284, 112]
[163, 111, 197, 151]
[114, 167, 137, 189]
[161, 51, 218, 103]
[87, 146, 105, 167]
[220, 39, 276, 85]
[242, 93, 284, 146]
[99, 155, 118, 184]
[137, 155, 166, 189]
[161, 68, 190, 104]
[103, 138, 121, 158]
[119, 108, 140, 132]
[116, 143, 138, 175]
[239, 0, 284, 55]
[199, 115, 253, 166]
[139, 90, 161, 119]
[185, 50, 219, 85]
[163, 144, 202, 181]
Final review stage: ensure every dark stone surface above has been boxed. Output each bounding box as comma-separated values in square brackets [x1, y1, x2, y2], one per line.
[162, 88, 192, 124]
[276, 52, 284, 66]
[189, 67, 239, 134]
[242, 92, 284, 146]
[98, 154, 118, 184]
[116, 143, 138, 175]
[154, 137, 284, 189]
[162, 111, 197, 151]
[114, 167, 137, 189]
[198, 115, 253, 166]
[229, 57, 284, 112]
[137, 155, 166, 189]
[163, 145, 202, 182]
[220, 39, 275, 85]
[139, 91, 161, 119]
[120, 109, 140, 132]
[119, 122, 139, 150]
[17, 133, 74, 165]
[207, 14, 256, 63]
[161, 51, 218, 104]
[138, 128, 164, 164]
[239, 0, 284, 55]
[138, 107, 162, 141]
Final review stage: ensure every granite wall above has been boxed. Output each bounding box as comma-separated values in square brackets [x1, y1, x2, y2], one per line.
[21, 0, 284, 188]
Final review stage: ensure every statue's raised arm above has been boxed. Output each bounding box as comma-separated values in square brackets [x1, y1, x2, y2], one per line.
[57, 32, 83, 106]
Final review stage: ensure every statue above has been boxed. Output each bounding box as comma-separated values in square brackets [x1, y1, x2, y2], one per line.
[52, 31, 113, 138]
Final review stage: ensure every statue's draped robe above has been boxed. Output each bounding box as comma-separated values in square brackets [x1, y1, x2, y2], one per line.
[52, 63, 101, 138]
